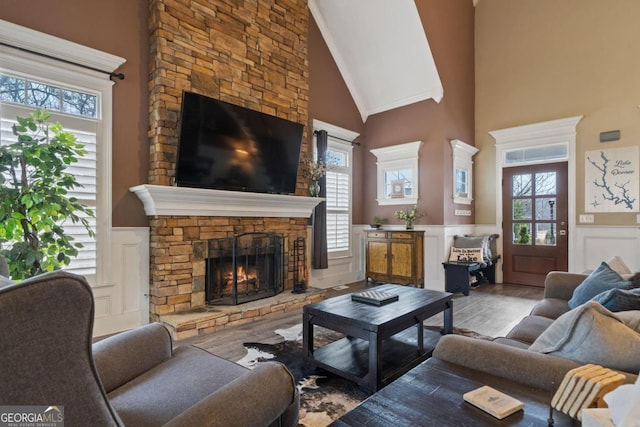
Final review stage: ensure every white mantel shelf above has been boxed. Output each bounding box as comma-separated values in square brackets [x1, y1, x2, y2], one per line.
[130, 184, 323, 218]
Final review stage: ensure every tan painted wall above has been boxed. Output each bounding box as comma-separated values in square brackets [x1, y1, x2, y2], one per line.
[361, 0, 475, 226]
[0, 0, 150, 227]
[308, 16, 366, 222]
[475, 0, 640, 226]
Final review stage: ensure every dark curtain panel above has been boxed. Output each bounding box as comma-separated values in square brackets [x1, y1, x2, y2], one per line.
[312, 130, 328, 269]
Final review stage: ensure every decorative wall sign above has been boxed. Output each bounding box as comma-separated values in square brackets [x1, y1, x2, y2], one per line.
[585, 146, 639, 212]
[449, 247, 484, 263]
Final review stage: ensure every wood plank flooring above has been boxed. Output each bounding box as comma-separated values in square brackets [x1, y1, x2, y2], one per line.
[179, 282, 543, 362]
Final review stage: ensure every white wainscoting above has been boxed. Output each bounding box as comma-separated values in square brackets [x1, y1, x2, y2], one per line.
[571, 226, 640, 273]
[92, 227, 149, 337]
[120, 224, 638, 335]
[308, 225, 366, 289]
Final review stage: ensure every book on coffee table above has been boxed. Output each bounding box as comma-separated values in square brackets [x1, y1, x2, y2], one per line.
[463, 385, 524, 419]
[351, 290, 399, 306]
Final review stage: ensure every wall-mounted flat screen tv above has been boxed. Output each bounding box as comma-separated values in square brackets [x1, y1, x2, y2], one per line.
[175, 91, 304, 194]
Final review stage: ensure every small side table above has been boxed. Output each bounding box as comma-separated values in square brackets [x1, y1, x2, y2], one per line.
[442, 261, 481, 296]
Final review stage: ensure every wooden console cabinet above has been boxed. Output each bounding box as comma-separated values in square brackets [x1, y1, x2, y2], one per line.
[365, 230, 424, 287]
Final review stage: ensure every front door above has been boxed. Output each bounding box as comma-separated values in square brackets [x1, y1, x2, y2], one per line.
[502, 162, 568, 286]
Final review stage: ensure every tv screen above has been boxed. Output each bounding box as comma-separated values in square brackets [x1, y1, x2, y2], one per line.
[175, 91, 304, 194]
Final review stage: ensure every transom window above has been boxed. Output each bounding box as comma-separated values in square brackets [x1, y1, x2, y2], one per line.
[0, 74, 98, 118]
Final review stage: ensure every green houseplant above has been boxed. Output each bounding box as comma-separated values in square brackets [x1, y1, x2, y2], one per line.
[0, 109, 95, 280]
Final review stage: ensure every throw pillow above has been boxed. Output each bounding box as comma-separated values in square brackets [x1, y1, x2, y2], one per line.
[606, 256, 633, 276]
[453, 235, 492, 262]
[529, 301, 640, 373]
[591, 288, 640, 312]
[567, 262, 630, 309]
[449, 247, 484, 263]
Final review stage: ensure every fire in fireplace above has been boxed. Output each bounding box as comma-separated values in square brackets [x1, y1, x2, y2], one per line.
[206, 232, 284, 305]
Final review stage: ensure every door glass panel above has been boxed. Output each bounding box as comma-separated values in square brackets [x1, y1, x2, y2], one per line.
[535, 197, 556, 220]
[513, 199, 532, 220]
[512, 174, 532, 196]
[513, 223, 532, 245]
[535, 172, 556, 195]
[535, 223, 556, 246]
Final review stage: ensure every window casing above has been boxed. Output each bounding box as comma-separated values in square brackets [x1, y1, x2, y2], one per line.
[370, 141, 422, 206]
[450, 139, 479, 205]
[0, 21, 124, 286]
[312, 120, 357, 260]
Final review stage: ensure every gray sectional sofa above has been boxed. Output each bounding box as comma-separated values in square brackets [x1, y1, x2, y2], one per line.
[432, 270, 640, 392]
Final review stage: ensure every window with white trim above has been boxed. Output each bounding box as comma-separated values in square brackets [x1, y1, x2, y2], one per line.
[370, 141, 422, 206]
[325, 139, 351, 257]
[0, 22, 121, 285]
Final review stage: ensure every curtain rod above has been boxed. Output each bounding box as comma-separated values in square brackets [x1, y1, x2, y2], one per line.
[313, 129, 361, 146]
[0, 42, 125, 81]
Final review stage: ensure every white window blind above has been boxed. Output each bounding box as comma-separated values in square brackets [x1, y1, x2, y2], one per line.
[325, 140, 352, 256]
[0, 103, 99, 277]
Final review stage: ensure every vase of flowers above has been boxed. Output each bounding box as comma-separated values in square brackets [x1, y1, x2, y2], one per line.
[303, 155, 327, 197]
[395, 205, 424, 230]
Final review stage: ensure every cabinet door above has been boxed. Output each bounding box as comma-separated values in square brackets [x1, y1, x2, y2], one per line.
[390, 242, 413, 278]
[367, 241, 389, 275]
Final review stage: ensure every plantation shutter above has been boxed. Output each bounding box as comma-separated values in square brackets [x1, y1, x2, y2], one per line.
[59, 127, 97, 276]
[326, 168, 349, 252]
[0, 107, 98, 276]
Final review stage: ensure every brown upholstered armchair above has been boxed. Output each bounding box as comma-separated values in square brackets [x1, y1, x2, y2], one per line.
[0, 270, 299, 426]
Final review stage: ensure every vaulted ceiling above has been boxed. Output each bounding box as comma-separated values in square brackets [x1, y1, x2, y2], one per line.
[308, 0, 443, 122]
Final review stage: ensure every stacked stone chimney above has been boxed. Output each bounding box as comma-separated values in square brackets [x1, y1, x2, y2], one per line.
[147, 0, 310, 321]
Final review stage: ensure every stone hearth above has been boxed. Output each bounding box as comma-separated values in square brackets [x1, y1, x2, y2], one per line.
[161, 287, 328, 340]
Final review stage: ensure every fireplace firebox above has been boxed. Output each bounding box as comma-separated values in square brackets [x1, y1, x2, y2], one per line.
[206, 232, 284, 305]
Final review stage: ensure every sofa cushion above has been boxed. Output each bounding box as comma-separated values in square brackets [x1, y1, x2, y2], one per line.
[108, 345, 250, 426]
[529, 298, 571, 320]
[616, 310, 640, 332]
[505, 315, 555, 345]
[492, 337, 530, 349]
[529, 301, 640, 373]
[567, 262, 630, 309]
[590, 287, 640, 312]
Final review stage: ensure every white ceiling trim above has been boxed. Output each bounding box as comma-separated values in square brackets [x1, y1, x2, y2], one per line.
[309, 0, 443, 122]
[309, 0, 368, 120]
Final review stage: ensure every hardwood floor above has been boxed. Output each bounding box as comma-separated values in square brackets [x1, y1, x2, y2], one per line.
[179, 281, 543, 362]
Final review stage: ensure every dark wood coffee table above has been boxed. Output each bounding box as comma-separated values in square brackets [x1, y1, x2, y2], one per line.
[302, 284, 453, 393]
[331, 359, 574, 426]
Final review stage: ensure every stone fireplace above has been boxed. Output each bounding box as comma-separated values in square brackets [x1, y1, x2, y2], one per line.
[132, 185, 320, 321]
[141, 0, 311, 324]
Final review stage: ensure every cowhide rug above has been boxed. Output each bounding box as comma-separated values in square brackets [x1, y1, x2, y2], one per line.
[237, 324, 492, 427]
